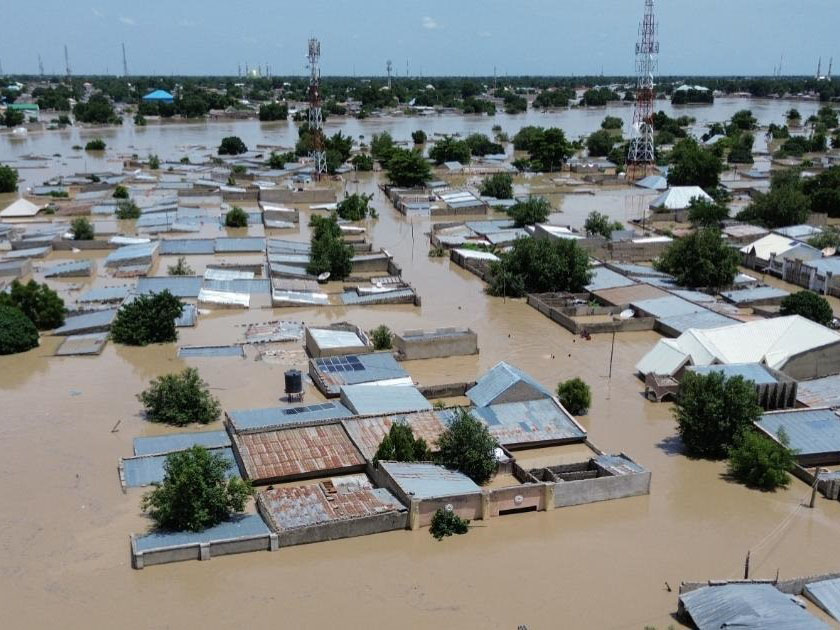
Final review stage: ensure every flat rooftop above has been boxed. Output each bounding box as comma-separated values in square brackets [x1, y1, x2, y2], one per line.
[380, 461, 481, 499]
[756, 408, 840, 459]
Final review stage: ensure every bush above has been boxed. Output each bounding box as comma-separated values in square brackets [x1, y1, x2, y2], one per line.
[436, 409, 497, 484]
[0, 305, 39, 354]
[224, 206, 249, 228]
[70, 217, 94, 240]
[336, 193, 375, 221]
[464, 133, 503, 157]
[584, 211, 624, 238]
[370, 131, 395, 163]
[85, 138, 106, 151]
[258, 102, 288, 121]
[586, 129, 615, 157]
[429, 508, 470, 540]
[3, 108, 25, 127]
[134, 113, 146, 126]
[112, 185, 129, 199]
[736, 170, 811, 228]
[508, 196, 550, 227]
[218, 136, 247, 155]
[556, 378, 591, 415]
[138, 367, 221, 426]
[0, 164, 19, 193]
[351, 153, 373, 171]
[412, 130, 427, 144]
[110, 290, 183, 346]
[141, 445, 251, 532]
[667, 138, 723, 190]
[0, 279, 65, 330]
[73, 94, 119, 124]
[307, 214, 353, 279]
[601, 116, 623, 130]
[370, 325, 392, 350]
[385, 148, 431, 187]
[687, 198, 730, 227]
[479, 173, 513, 199]
[148, 154, 160, 170]
[674, 372, 762, 459]
[728, 430, 795, 491]
[655, 228, 740, 291]
[374, 422, 431, 463]
[268, 151, 296, 169]
[429, 136, 471, 165]
[780, 291, 834, 326]
[115, 200, 140, 219]
[167, 256, 194, 276]
[488, 237, 591, 298]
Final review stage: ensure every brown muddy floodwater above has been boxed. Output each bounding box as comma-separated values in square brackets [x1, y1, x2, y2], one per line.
[3, 103, 840, 629]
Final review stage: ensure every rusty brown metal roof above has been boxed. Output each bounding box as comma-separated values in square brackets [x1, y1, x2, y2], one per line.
[341, 410, 450, 460]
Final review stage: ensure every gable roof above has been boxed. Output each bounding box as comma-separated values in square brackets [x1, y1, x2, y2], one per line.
[466, 361, 554, 407]
[650, 186, 712, 210]
[0, 198, 41, 218]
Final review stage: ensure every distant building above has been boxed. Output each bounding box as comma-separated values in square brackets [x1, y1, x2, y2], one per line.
[142, 89, 174, 104]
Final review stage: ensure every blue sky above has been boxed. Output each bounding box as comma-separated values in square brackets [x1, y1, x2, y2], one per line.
[3, 0, 838, 76]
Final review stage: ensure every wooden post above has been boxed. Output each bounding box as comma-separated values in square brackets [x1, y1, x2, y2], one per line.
[744, 551, 750, 579]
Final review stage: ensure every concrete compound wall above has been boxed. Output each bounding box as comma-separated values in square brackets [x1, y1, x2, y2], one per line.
[487, 483, 548, 517]
[553, 470, 651, 508]
[222, 190, 260, 203]
[781, 342, 840, 381]
[131, 532, 277, 569]
[679, 571, 840, 596]
[527, 294, 656, 335]
[416, 493, 483, 527]
[260, 188, 335, 204]
[394, 328, 479, 360]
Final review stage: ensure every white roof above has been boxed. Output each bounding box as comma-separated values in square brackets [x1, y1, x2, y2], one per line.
[0, 198, 41, 218]
[636, 316, 840, 376]
[739, 233, 820, 261]
[650, 186, 713, 210]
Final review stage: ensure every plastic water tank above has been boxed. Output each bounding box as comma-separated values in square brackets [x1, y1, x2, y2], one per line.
[284, 369, 302, 395]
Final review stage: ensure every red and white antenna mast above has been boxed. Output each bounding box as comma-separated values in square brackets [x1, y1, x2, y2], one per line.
[627, 0, 659, 180]
[307, 38, 326, 179]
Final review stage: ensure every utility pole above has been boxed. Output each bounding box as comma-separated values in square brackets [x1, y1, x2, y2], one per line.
[307, 38, 327, 179]
[38, 54, 45, 77]
[386, 59, 392, 89]
[122, 43, 129, 77]
[627, 0, 659, 180]
[64, 45, 72, 80]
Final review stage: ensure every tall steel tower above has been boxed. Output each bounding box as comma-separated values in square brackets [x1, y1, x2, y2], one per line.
[627, 0, 658, 179]
[122, 43, 129, 77]
[64, 45, 72, 80]
[307, 38, 327, 179]
[386, 59, 392, 89]
[38, 54, 45, 77]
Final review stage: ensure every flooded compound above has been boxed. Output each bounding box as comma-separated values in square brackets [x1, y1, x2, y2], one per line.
[3, 99, 840, 630]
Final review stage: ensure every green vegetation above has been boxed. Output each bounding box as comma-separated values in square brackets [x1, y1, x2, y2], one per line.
[307, 214, 353, 279]
[70, 217, 94, 240]
[556, 378, 592, 415]
[436, 409, 497, 485]
[601, 116, 623, 130]
[736, 170, 812, 228]
[728, 429, 795, 491]
[224, 206, 249, 228]
[809, 228, 840, 250]
[115, 200, 141, 220]
[374, 421, 431, 463]
[687, 198, 730, 227]
[110, 290, 183, 346]
[0, 305, 39, 355]
[671, 87, 714, 105]
[674, 371, 762, 459]
[462, 97, 496, 115]
[218, 136, 247, 155]
[138, 368, 221, 426]
[429, 508, 470, 540]
[0, 164, 19, 193]
[33, 85, 72, 111]
[667, 138, 723, 190]
[412, 129, 427, 144]
[479, 173, 513, 200]
[802, 165, 840, 218]
[512, 126, 572, 172]
[534, 88, 575, 108]
[351, 153, 374, 171]
[370, 131, 396, 163]
[655, 228, 739, 290]
[258, 102, 288, 121]
[586, 129, 616, 156]
[0, 279, 65, 330]
[508, 196, 551, 227]
[488, 237, 591, 298]
[780, 291, 834, 326]
[336, 192, 376, 221]
[73, 94, 120, 124]
[370, 325, 392, 351]
[727, 132, 755, 164]
[84, 138, 106, 151]
[167, 256, 194, 276]
[133, 113, 146, 126]
[581, 87, 621, 107]
[584, 211, 624, 239]
[429, 136, 471, 165]
[464, 133, 503, 157]
[385, 148, 431, 187]
[141, 445, 251, 532]
[3, 108, 25, 127]
[503, 92, 527, 114]
[148, 154, 160, 170]
[268, 151, 296, 169]
[112, 185, 129, 199]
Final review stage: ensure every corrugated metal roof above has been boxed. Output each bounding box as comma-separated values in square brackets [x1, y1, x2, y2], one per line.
[136, 276, 203, 298]
[721, 286, 790, 304]
[609, 263, 669, 277]
[585, 266, 637, 292]
[54, 332, 108, 356]
[53, 309, 117, 335]
[214, 237, 266, 253]
[122, 447, 237, 487]
[133, 513, 270, 553]
[341, 410, 452, 460]
[632, 295, 707, 318]
[104, 242, 159, 267]
[203, 278, 270, 295]
[797, 375, 840, 409]
[594, 283, 669, 306]
[775, 224, 823, 240]
[804, 577, 840, 622]
[466, 361, 553, 408]
[756, 408, 840, 456]
[340, 384, 432, 416]
[380, 462, 481, 499]
[805, 257, 840, 276]
[650, 186, 712, 209]
[740, 233, 821, 261]
[133, 430, 231, 456]
[679, 584, 828, 630]
[174, 303, 197, 327]
[658, 310, 738, 334]
[594, 454, 645, 475]
[273, 289, 330, 306]
[314, 353, 409, 388]
[43, 259, 93, 277]
[198, 288, 250, 308]
[77, 285, 132, 303]
[670, 289, 717, 303]
[309, 328, 366, 350]
[228, 402, 353, 432]
[340, 288, 416, 305]
[244, 320, 303, 344]
[471, 398, 585, 446]
[159, 239, 215, 255]
[178, 345, 245, 358]
[687, 363, 779, 386]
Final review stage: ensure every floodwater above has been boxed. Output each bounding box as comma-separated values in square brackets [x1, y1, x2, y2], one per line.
[3, 99, 840, 629]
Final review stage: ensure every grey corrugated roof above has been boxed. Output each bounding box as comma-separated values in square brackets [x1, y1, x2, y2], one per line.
[632, 295, 706, 318]
[228, 402, 353, 431]
[214, 237, 266, 253]
[104, 242, 159, 267]
[122, 447, 237, 487]
[380, 462, 481, 499]
[158, 239, 215, 255]
[174, 303, 197, 327]
[267, 239, 311, 254]
[756, 408, 840, 456]
[43, 259, 93, 277]
[314, 353, 409, 387]
[609, 263, 669, 277]
[309, 328, 366, 350]
[178, 345, 245, 358]
[585, 266, 636, 292]
[805, 577, 840, 622]
[136, 276, 203, 298]
[470, 398, 585, 446]
[679, 584, 827, 630]
[54, 332, 108, 356]
[340, 384, 432, 416]
[594, 454, 645, 475]
[721, 286, 790, 304]
[203, 278, 271, 295]
[466, 361, 553, 408]
[340, 288, 416, 305]
[77, 285, 132, 303]
[133, 430, 231, 456]
[133, 513, 270, 552]
[687, 363, 779, 386]
[797, 375, 840, 409]
[805, 258, 840, 276]
[53, 308, 117, 335]
[658, 310, 737, 334]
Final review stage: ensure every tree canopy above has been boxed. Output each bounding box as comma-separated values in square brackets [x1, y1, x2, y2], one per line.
[385, 148, 431, 187]
[336, 192, 376, 221]
[655, 228, 739, 290]
[488, 236, 591, 297]
[110, 290, 183, 346]
[479, 173, 513, 200]
[224, 206, 249, 227]
[258, 102, 288, 121]
[584, 211, 624, 238]
[374, 422, 431, 464]
[780, 291, 834, 326]
[556, 378, 592, 415]
[138, 367, 221, 426]
[73, 94, 120, 124]
[307, 214, 354, 279]
[667, 138, 723, 190]
[436, 409, 498, 485]
[0, 305, 39, 355]
[728, 429, 795, 491]
[0, 280, 65, 330]
[70, 217, 94, 241]
[586, 129, 616, 157]
[429, 136, 471, 165]
[508, 197, 551, 227]
[687, 198, 730, 227]
[218, 136, 247, 155]
[736, 170, 812, 228]
[0, 164, 19, 193]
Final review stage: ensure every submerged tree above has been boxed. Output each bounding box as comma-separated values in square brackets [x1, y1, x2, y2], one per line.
[0, 279, 65, 330]
[655, 228, 739, 291]
[138, 367, 221, 426]
[224, 205, 249, 227]
[0, 305, 39, 355]
[110, 290, 183, 346]
[487, 237, 591, 298]
[370, 324, 392, 350]
[584, 211, 624, 239]
[385, 148, 431, 187]
[71, 217, 94, 240]
[556, 378, 592, 415]
[479, 173, 513, 200]
[728, 429, 795, 491]
[218, 135, 247, 155]
[507, 196, 551, 227]
[429, 508, 470, 540]
[779, 291, 834, 326]
[167, 256, 194, 276]
[435, 409, 497, 485]
[336, 192, 376, 221]
[374, 422, 431, 463]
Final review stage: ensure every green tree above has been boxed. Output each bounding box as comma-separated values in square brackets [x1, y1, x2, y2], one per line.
[674, 372, 762, 459]
[258, 102, 288, 121]
[370, 131, 396, 163]
[268, 151, 296, 169]
[479, 173, 513, 199]
[503, 93, 527, 114]
[809, 229, 840, 249]
[0, 164, 19, 193]
[374, 422, 431, 463]
[71, 217, 94, 240]
[110, 290, 183, 346]
[218, 136, 247, 155]
[412, 129, 427, 144]
[336, 192, 375, 221]
[601, 116, 623, 130]
[115, 200, 141, 219]
[429, 508, 470, 540]
[584, 211, 624, 238]
[529, 128, 572, 172]
[556, 378, 592, 415]
[167, 256, 194, 276]
[113, 185, 129, 199]
[0, 305, 39, 355]
[779, 291, 834, 326]
[488, 237, 591, 297]
[0, 279, 65, 330]
[73, 94, 119, 124]
[385, 148, 431, 187]
[729, 109, 758, 131]
[148, 154, 160, 170]
[512, 126, 545, 152]
[786, 108, 801, 124]
[508, 196, 551, 227]
[429, 136, 471, 165]
[307, 214, 353, 279]
[736, 170, 811, 228]
[141, 446, 251, 532]
[85, 138, 106, 151]
[351, 153, 374, 171]
[667, 138, 723, 190]
[370, 324, 392, 350]
[138, 368, 221, 426]
[3, 108, 25, 127]
[655, 228, 739, 290]
[727, 133, 755, 164]
[687, 198, 730, 227]
[435, 409, 497, 485]
[586, 129, 615, 157]
[224, 206, 249, 227]
[728, 430, 795, 491]
[464, 133, 503, 157]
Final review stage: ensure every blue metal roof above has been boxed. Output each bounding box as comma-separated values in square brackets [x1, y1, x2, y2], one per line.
[804, 577, 840, 622]
[104, 242, 159, 267]
[53, 309, 118, 335]
[756, 408, 840, 456]
[178, 345, 245, 358]
[466, 361, 554, 408]
[471, 398, 585, 446]
[340, 385, 432, 416]
[174, 303, 197, 327]
[721, 286, 790, 304]
[609, 263, 669, 277]
[632, 295, 706, 318]
[214, 237, 266, 253]
[133, 430, 231, 456]
[203, 278, 270, 295]
[43, 259, 93, 277]
[133, 513, 270, 552]
[77, 285, 132, 303]
[142, 89, 174, 102]
[797, 374, 840, 409]
[341, 289, 416, 305]
[314, 352, 409, 386]
[380, 462, 481, 499]
[228, 402, 353, 431]
[267, 239, 311, 254]
[805, 257, 840, 276]
[123, 447, 237, 487]
[159, 239, 215, 255]
[658, 310, 737, 334]
[136, 276, 203, 298]
[688, 363, 779, 386]
[585, 266, 636, 292]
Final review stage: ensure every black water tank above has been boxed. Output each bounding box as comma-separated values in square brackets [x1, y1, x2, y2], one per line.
[284, 369, 302, 394]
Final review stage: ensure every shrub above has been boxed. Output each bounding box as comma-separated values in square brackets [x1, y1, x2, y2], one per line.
[385, 148, 431, 187]
[556, 378, 592, 415]
[0, 305, 39, 355]
[351, 153, 373, 171]
[112, 185, 129, 199]
[224, 206, 249, 228]
[218, 136, 247, 155]
[84, 138, 106, 151]
[70, 217, 94, 240]
[429, 136, 471, 165]
[584, 211, 624, 239]
[148, 154, 160, 170]
[436, 409, 497, 484]
[268, 151, 296, 169]
[138, 367, 221, 426]
[115, 200, 140, 219]
[141, 446, 251, 531]
[779, 291, 834, 326]
[307, 214, 353, 279]
[374, 422, 431, 463]
[586, 129, 615, 157]
[429, 508, 470, 540]
[370, 131, 395, 163]
[487, 237, 591, 298]
[167, 256, 194, 276]
[674, 372, 762, 459]
[0, 164, 19, 193]
[601, 116, 623, 130]
[687, 198, 730, 227]
[479, 173, 513, 200]
[258, 102, 288, 121]
[0, 279, 65, 330]
[412, 130, 427, 144]
[655, 228, 740, 291]
[110, 290, 183, 346]
[508, 196, 551, 227]
[336, 192, 375, 221]
[728, 430, 795, 491]
[370, 325, 392, 350]
[134, 113, 146, 126]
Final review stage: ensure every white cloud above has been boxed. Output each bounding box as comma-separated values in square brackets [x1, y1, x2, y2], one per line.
[421, 16, 440, 30]
[91, 8, 104, 18]
[119, 16, 136, 25]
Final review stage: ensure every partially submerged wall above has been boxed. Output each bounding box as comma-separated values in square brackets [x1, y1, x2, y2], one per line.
[394, 327, 479, 360]
[528, 293, 656, 335]
[260, 188, 335, 204]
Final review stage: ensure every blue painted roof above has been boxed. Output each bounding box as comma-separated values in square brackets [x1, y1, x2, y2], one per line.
[797, 374, 840, 409]
[380, 462, 481, 499]
[174, 303, 197, 327]
[466, 361, 554, 408]
[133, 430, 231, 456]
[142, 89, 174, 102]
[123, 447, 237, 487]
[632, 295, 707, 318]
[471, 398, 585, 446]
[104, 242, 159, 266]
[77, 285, 132, 303]
[721, 286, 790, 304]
[203, 278, 271, 295]
[585, 266, 636, 292]
[658, 310, 737, 334]
[687, 363, 779, 386]
[805, 257, 840, 276]
[340, 385, 432, 416]
[53, 308, 118, 335]
[756, 408, 840, 457]
[804, 577, 840, 622]
[228, 402, 354, 431]
[314, 352, 408, 386]
[43, 259, 93, 277]
[214, 237, 266, 253]
[133, 513, 270, 552]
